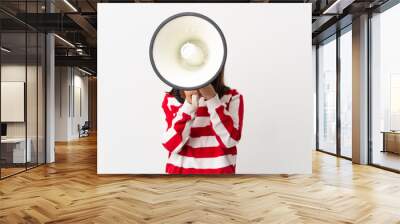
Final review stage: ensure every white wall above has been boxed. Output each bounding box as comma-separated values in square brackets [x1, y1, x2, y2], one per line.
[1, 66, 26, 125]
[98, 3, 313, 174]
[55, 67, 69, 141]
[72, 73, 89, 138]
[55, 67, 89, 141]
[1, 65, 39, 138]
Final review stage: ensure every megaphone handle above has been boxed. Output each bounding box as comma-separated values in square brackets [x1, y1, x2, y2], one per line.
[192, 94, 198, 108]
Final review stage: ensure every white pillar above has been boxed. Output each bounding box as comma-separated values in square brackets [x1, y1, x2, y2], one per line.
[46, 33, 55, 163]
[45, 1, 55, 163]
[352, 14, 369, 164]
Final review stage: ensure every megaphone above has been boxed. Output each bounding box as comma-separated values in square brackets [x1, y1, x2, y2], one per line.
[149, 12, 227, 92]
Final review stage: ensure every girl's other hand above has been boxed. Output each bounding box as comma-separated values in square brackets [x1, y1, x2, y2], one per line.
[184, 90, 199, 104]
[199, 84, 217, 100]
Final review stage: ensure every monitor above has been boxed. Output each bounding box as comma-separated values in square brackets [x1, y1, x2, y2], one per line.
[1, 123, 7, 137]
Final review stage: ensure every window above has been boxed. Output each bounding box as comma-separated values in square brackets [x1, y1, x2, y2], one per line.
[317, 26, 353, 159]
[370, 3, 400, 171]
[318, 36, 337, 154]
[0, 1, 47, 179]
[339, 28, 352, 158]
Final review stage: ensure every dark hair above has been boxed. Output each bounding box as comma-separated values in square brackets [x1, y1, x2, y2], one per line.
[170, 68, 230, 103]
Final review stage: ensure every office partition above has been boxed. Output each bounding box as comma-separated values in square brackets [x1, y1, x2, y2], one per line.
[0, 1, 47, 179]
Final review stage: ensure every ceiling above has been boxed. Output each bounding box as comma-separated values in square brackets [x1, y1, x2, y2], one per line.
[0, 0, 392, 74]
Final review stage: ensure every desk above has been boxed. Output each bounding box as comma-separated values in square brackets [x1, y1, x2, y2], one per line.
[1, 138, 32, 163]
[382, 131, 400, 154]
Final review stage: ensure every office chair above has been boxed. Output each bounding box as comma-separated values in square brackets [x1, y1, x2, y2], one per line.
[79, 121, 90, 138]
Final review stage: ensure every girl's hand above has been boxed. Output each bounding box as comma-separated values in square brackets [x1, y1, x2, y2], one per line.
[184, 90, 199, 104]
[199, 84, 217, 100]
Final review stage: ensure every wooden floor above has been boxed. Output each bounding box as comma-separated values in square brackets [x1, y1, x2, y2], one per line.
[373, 150, 400, 171]
[0, 167, 26, 178]
[1, 135, 400, 224]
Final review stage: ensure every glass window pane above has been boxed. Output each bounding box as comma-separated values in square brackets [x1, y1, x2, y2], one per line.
[27, 31, 38, 169]
[371, 4, 400, 171]
[0, 1, 46, 179]
[38, 32, 46, 165]
[1, 31, 27, 177]
[318, 37, 337, 154]
[340, 29, 352, 158]
[23, 0, 40, 170]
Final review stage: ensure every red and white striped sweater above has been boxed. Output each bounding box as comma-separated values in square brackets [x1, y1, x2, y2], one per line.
[162, 89, 244, 174]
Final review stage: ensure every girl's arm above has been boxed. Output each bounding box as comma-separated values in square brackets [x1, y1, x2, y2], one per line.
[161, 94, 196, 154]
[206, 92, 244, 148]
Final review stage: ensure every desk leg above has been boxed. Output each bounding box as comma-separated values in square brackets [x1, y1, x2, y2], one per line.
[382, 133, 386, 153]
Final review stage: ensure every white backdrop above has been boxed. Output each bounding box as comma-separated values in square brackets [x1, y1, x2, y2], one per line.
[98, 3, 313, 174]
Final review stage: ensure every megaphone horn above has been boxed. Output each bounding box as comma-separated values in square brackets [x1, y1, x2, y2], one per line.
[149, 12, 227, 90]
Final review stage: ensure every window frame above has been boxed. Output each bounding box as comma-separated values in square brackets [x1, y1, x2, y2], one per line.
[315, 24, 353, 160]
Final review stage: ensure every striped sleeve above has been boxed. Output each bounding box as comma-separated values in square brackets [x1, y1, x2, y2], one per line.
[206, 91, 244, 148]
[161, 93, 196, 153]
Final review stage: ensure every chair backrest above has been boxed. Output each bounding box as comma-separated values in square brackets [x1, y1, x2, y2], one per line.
[82, 121, 90, 129]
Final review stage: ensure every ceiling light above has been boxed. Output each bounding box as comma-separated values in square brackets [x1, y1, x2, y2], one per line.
[54, 34, 75, 48]
[63, 0, 78, 12]
[1, 47, 11, 53]
[78, 67, 93, 76]
[323, 0, 355, 14]
[76, 48, 85, 55]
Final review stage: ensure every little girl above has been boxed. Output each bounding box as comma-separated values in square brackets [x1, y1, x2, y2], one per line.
[161, 69, 244, 174]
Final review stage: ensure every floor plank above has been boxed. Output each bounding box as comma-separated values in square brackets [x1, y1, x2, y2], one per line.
[1, 134, 400, 224]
